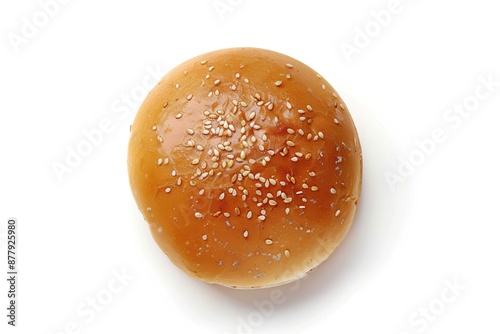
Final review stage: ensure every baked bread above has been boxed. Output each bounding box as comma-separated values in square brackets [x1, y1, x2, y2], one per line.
[128, 47, 362, 288]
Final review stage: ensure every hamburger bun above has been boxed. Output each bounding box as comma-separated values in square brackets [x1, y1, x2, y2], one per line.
[128, 47, 362, 288]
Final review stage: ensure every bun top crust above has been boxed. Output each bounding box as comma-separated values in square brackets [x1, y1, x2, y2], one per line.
[128, 47, 362, 288]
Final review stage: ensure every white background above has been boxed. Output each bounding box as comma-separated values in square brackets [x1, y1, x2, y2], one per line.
[1, 0, 499, 333]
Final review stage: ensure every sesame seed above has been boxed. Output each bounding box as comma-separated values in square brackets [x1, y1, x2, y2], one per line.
[291, 157, 298, 162]
[286, 63, 293, 68]
[267, 103, 274, 110]
[285, 208, 290, 215]
[163, 158, 169, 165]
[258, 215, 266, 221]
[172, 170, 177, 177]
[192, 159, 200, 165]
[200, 60, 208, 65]
[202, 234, 208, 240]
[275, 80, 283, 87]
[248, 111, 256, 120]
[335, 210, 341, 216]
[176, 113, 182, 119]
[199, 189, 205, 195]
[152, 126, 157, 131]
[175, 83, 180, 89]
[235, 72, 240, 78]
[298, 129, 305, 135]
[302, 183, 308, 189]
[265, 239, 273, 245]
[187, 128, 194, 135]
[231, 84, 237, 91]
[214, 79, 221, 85]
[298, 109, 305, 114]
[195, 212, 203, 218]
[165, 187, 171, 193]
[334, 118, 339, 124]
[208, 65, 214, 71]
[284, 249, 290, 257]
[219, 192, 225, 200]
[187, 94, 193, 100]
[243, 230, 249, 238]
[246, 211, 253, 219]
[311, 186, 319, 192]
[318, 131, 324, 139]
[158, 136, 163, 143]
[235, 207, 241, 216]
[284, 197, 292, 203]
[269, 200, 277, 206]
[309, 171, 316, 176]
[177, 177, 182, 186]
[287, 128, 295, 134]
[196, 145, 203, 151]
[306, 105, 313, 111]
[157, 158, 163, 165]
[330, 188, 337, 194]
[286, 140, 295, 147]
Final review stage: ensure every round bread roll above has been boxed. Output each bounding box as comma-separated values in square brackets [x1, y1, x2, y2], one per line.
[128, 47, 362, 289]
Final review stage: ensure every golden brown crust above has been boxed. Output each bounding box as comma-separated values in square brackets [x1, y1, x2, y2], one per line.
[128, 47, 362, 288]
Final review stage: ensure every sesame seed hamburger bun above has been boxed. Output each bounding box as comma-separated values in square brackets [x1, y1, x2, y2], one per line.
[128, 47, 362, 289]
